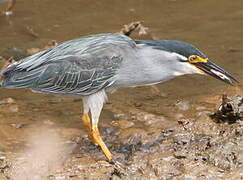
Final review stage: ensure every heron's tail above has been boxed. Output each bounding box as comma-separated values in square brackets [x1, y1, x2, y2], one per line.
[0, 62, 43, 89]
[0, 63, 21, 88]
[0, 75, 6, 88]
[0, 57, 19, 88]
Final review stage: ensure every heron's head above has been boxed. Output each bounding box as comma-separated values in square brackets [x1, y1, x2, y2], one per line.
[135, 39, 238, 85]
[163, 40, 238, 85]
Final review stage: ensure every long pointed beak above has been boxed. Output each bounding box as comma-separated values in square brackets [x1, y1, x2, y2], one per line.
[194, 60, 239, 85]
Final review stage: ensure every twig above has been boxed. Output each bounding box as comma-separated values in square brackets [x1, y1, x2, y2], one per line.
[26, 26, 39, 38]
[118, 21, 148, 36]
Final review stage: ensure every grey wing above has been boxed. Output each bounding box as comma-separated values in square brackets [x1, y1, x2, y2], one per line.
[1, 55, 121, 96]
[1, 33, 136, 95]
[8, 33, 136, 72]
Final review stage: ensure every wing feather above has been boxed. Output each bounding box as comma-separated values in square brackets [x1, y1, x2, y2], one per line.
[1, 33, 136, 95]
[31, 57, 119, 95]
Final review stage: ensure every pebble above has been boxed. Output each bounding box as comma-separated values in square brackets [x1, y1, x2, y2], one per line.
[175, 101, 192, 111]
[15, 124, 24, 128]
[134, 102, 142, 107]
[174, 151, 187, 159]
[53, 175, 66, 180]
[144, 117, 166, 126]
[174, 113, 184, 119]
[3, 11, 13, 16]
[196, 106, 207, 111]
[0, 56, 5, 61]
[0, 97, 15, 105]
[0, 156, 5, 161]
[48, 98, 62, 104]
[113, 113, 126, 120]
[43, 120, 55, 125]
[9, 105, 19, 113]
[117, 120, 135, 129]
[197, 111, 212, 119]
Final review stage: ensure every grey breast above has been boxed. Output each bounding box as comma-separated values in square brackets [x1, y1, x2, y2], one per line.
[1, 33, 137, 96]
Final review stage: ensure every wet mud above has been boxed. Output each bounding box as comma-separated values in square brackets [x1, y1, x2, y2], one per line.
[0, 94, 242, 179]
[0, 0, 243, 179]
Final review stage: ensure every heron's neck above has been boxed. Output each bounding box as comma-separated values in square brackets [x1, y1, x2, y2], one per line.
[115, 46, 197, 87]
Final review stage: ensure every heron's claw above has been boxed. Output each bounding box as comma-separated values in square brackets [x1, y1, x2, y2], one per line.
[110, 160, 127, 177]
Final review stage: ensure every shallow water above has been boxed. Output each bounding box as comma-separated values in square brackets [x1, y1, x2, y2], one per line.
[0, 0, 242, 179]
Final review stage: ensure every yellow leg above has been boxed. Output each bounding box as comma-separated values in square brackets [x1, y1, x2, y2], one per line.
[91, 124, 113, 162]
[82, 113, 91, 130]
[82, 113, 98, 145]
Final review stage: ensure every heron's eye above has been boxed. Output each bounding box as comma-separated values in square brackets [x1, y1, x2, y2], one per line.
[188, 55, 208, 63]
[188, 55, 198, 63]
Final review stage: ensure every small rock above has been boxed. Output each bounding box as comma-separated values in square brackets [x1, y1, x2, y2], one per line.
[43, 120, 55, 125]
[5, 97, 15, 104]
[9, 105, 18, 112]
[134, 102, 142, 107]
[197, 111, 211, 117]
[142, 114, 156, 121]
[144, 117, 166, 126]
[53, 175, 66, 180]
[103, 126, 120, 136]
[26, 48, 41, 55]
[175, 100, 192, 111]
[196, 106, 207, 111]
[48, 98, 62, 104]
[11, 123, 30, 128]
[113, 113, 126, 120]
[174, 151, 187, 159]
[117, 120, 134, 129]
[0, 56, 5, 61]
[0, 97, 15, 105]
[0, 101, 6, 105]
[3, 11, 13, 16]
[174, 113, 184, 119]
[15, 124, 25, 128]
[227, 48, 240, 53]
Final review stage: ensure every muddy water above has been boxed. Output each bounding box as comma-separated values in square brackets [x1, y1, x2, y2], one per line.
[0, 0, 242, 122]
[0, 0, 242, 179]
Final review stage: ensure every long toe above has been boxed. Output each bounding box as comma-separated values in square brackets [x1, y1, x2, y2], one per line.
[91, 129, 113, 162]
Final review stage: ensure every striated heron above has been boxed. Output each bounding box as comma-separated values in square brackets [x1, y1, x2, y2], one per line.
[0, 33, 237, 162]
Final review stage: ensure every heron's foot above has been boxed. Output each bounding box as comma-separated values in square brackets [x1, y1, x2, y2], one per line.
[91, 126, 113, 162]
[110, 160, 126, 169]
[110, 160, 127, 177]
[82, 113, 113, 161]
[88, 134, 99, 146]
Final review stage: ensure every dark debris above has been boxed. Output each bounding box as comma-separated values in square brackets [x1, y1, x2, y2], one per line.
[211, 94, 243, 123]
